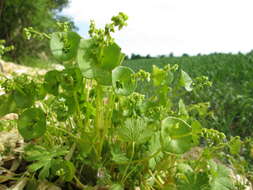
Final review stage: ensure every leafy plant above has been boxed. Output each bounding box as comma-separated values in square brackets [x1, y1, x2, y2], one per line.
[0, 13, 246, 190]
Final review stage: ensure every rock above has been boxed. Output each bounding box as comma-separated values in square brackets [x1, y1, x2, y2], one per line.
[0, 62, 3, 72]
[0, 59, 47, 76]
[0, 113, 18, 120]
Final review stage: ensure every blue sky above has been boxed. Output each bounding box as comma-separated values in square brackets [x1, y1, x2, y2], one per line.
[62, 0, 253, 56]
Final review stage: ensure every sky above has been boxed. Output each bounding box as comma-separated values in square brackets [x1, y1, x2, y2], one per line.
[62, 0, 253, 57]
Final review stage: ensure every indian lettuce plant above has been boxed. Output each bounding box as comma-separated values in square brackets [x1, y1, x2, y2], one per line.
[0, 13, 248, 189]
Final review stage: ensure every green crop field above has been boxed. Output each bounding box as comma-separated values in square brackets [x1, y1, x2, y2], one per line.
[124, 53, 253, 137]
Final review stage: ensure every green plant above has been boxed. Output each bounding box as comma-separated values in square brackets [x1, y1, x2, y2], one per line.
[0, 13, 247, 189]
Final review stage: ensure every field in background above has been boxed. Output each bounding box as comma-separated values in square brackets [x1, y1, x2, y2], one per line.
[124, 52, 253, 137]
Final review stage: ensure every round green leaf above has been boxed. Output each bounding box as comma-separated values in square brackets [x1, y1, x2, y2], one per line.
[100, 42, 125, 70]
[94, 66, 112, 86]
[18, 108, 46, 140]
[13, 90, 34, 109]
[50, 32, 81, 62]
[112, 66, 136, 96]
[77, 39, 96, 78]
[161, 117, 192, 154]
[51, 160, 75, 182]
[44, 70, 61, 96]
[60, 68, 83, 91]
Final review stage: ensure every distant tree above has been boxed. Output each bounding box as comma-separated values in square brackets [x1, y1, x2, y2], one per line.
[0, 0, 73, 61]
[158, 55, 165, 58]
[182, 53, 189, 57]
[131, 53, 142, 60]
[146, 54, 151, 59]
[169, 52, 174, 57]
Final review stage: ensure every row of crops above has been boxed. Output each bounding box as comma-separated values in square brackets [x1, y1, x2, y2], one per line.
[124, 53, 253, 137]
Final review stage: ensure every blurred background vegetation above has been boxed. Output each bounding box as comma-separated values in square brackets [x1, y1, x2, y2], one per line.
[124, 52, 253, 138]
[0, 0, 75, 64]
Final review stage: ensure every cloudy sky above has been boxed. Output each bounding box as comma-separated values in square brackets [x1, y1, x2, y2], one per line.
[62, 0, 253, 56]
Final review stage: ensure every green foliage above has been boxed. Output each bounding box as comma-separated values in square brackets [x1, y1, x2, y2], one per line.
[18, 108, 46, 140]
[112, 66, 137, 96]
[0, 0, 73, 60]
[0, 93, 17, 117]
[208, 160, 234, 190]
[161, 117, 192, 154]
[116, 118, 153, 144]
[24, 145, 71, 180]
[179, 70, 193, 91]
[124, 52, 253, 137]
[0, 40, 14, 58]
[0, 13, 247, 189]
[50, 32, 81, 62]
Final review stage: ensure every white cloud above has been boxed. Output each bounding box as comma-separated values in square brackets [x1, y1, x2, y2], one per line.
[62, 0, 253, 56]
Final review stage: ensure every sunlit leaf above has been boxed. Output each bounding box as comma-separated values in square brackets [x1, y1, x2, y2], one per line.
[112, 66, 136, 96]
[161, 117, 192, 154]
[178, 99, 188, 117]
[110, 184, 124, 190]
[77, 39, 96, 78]
[100, 42, 124, 70]
[50, 32, 81, 62]
[152, 65, 167, 86]
[179, 70, 193, 91]
[228, 137, 242, 155]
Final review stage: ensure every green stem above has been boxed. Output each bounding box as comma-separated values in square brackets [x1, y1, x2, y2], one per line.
[83, 79, 90, 129]
[74, 175, 86, 190]
[53, 125, 79, 140]
[148, 170, 164, 188]
[31, 29, 51, 39]
[95, 85, 104, 160]
[65, 143, 76, 161]
[165, 116, 192, 129]
[98, 92, 115, 159]
[121, 142, 135, 184]
[73, 90, 83, 130]
[117, 148, 162, 165]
